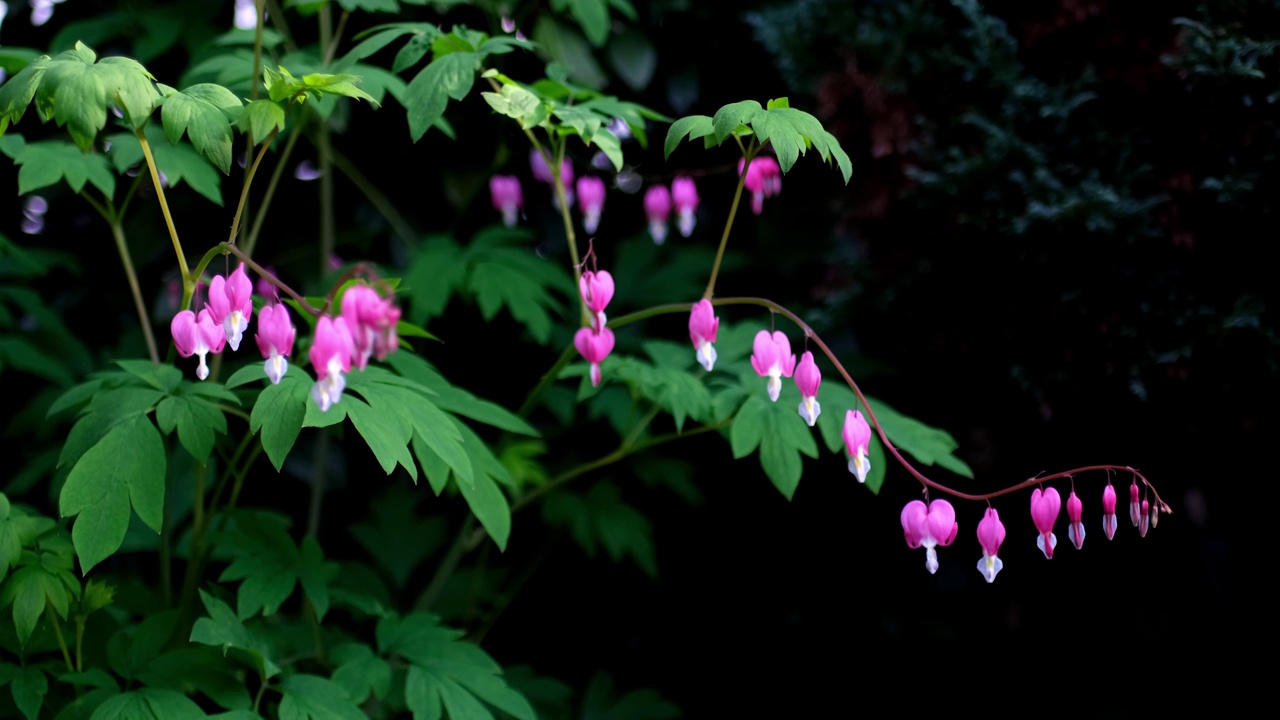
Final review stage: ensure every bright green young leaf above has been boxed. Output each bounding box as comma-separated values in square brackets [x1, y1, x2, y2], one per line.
[9, 140, 115, 197]
[159, 82, 243, 173]
[279, 674, 365, 720]
[663, 115, 713, 160]
[711, 99, 763, 143]
[90, 687, 206, 720]
[248, 367, 311, 471]
[0, 56, 49, 133]
[380, 614, 536, 720]
[59, 414, 166, 573]
[107, 126, 224, 205]
[238, 99, 286, 143]
[32, 43, 160, 149]
[189, 589, 281, 679]
[331, 643, 392, 704]
[339, 23, 441, 68]
[543, 481, 657, 577]
[481, 84, 543, 126]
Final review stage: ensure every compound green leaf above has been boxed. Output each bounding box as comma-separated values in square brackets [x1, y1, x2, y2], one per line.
[0, 55, 49, 132]
[107, 127, 223, 204]
[156, 395, 227, 465]
[711, 99, 762, 143]
[568, 0, 610, 46]
[248, 368, 310, 471]
[11, 140, 115, 197]
[331, 643, 391, 704]
[59, 414, 165, 573]
[90, 687, 205, 720]
[543, 481, 656, 577]
[238, 99, 286, 143]
[189, 590, 280, 679]
[405, 51, 479, 141]
[663, 114, 713, 159]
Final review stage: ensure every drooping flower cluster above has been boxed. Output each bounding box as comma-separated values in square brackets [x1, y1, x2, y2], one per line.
[171, 262, 296, 385]
[306, 283, 403, 410]
[738, 156, 782, 215]
[574, 270, 615, 387]
[644, 177, 701, 244]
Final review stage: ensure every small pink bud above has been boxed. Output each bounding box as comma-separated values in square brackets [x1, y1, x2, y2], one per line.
[750, 330, 796, 402]
[254, 303, 296, 384]
[738, 156, 782, 215]
[574, 326, 615, 387]
[976, 507, 1006, 583]
[490, 175, 523, 227]
[901, 499, 958, 574]
[671, 176, 699, 237]
[644, 185, 672, 245]
[842, 410, 872, 483]
[688, 299, 719, 372]
[793, 351, 821, 427]
[1102, 483, 1118, 540]
[1066, 490, 1085, 550]
[1129, 480, 1142, 527]
[1139, 499, 1151, 537]
[576, 176, 606, 234]
[309, 316, 355, 411]
[1031, 487, 1061, 559]
[256, 266, 280, 302]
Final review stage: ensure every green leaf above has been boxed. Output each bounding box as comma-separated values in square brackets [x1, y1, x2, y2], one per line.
[730, 394, 818, 499]
[543, 482, 657, 577]
[568, 0, 610, 46]
[248, 368, 310, 471]
[137, 647, 252, 711]
[711, 99, 762, 143]
[580, 672, 680, 720]
[115, 359, 183, 392]
[387, 352, 539, 436]
[279, 675, 365, 720]
[344, 396, 416, 478]
[238, 99, 286, 143]
[663, 115, 714, 159]
[531, 16, 607, 90]
[0, 494, 35, 582]
[454, 464, 511, 552]
[404, 235, 466, 324]
[9, 666, 46, 720]
[0, 550, 80, 646]
[0, 55, 49, 132]
[159, 83, 243, 173]
[381, 614, 535, 720]
[90, 687, 206, 720]
[189, 589, 280, 679]
[393, 34, 433, 74]
[350, 484, 445, 588]
[10, 140, 115, 197]
[107, 610, 177, 680]
[33, 43, 160, 148]
[467, 248, 569, 345]
[59, 414, 166, 573]
[156, 395, 227, 464]
[480, 84, 543, 127]
[405, 51, 480, 141]
[331, 643, 392, 704]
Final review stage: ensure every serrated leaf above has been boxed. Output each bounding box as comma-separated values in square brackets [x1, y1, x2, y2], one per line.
[663, 115, 714, 159]
[350, 485, 444, 588]
[0, 55, 49, 130]
[11, 140, 115, 197]
[279, 674, 365, 720]
[106, 127, 224, 205]
[238, 99, 286, 143]
[189, 590, 280, 679]
[115, 359, 183, 392]
[248, 368, 310, 471]
[156, 395, 227, 464]
[711, 100, 762, 143]
[405, 52, 479, 141]
[331, 643, 392, 704]
[393, 34, 432, 74]
[160, 83, 243, 173]
[33, 44, 160, 149]
[730, 393, 817, 499]
[59, 414, 166, 573]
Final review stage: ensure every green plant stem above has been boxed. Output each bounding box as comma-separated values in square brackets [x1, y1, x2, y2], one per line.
[416, 515, 475, 612]
[160, 494, 173, 607]
[74, 616, 84, 672]
[323, 10, 350, 66]
[703, 147, 754, 300]
[244, 120, 304, 257]
[82, 191, 160, 362]
[47, 603, 75, 673]
[306, 430, 329, 538]
[318, 4, 336, 276]
[517, 344, 577, 417]
[251, 0, 267, 103]
[227, 128, 281, 251]
[552, 142, 589, 326]
[136, 130, 190, 282]
[253, 676, 269, 715]
[327, 145, 418, 246]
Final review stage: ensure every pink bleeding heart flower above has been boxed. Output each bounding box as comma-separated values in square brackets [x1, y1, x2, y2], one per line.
[574, 326, 615, 387]
[309, 315, 355, 411]
[644, 184, 672, 245]
[1067, 490, 1086, 550]
[576, 176, 606, 234]
[256, 266, 280, 302]
[171, 308, 226, 381]
[842, 409, 872, 483]
[976, 507, 1006, 583]
[206, 262, 254, 352]
[738, 156, 782, 215]
[1031, 487, 1062, 559]
[1139, 499, 1151, 537]
[254, 303, 296, 384]
[490, 175, 523, 227]
[1101, 483, 1118, 540]
[671, 176, 699, 237]
[688, 299, 719, 372]
[579, 270, 614, 331]
[901, 498, 959, 574]
[750, 330, 796, 402]
[341, 284, 401, 370]
[1128, 480, 1142, 527]
[794, 351, 821, 427]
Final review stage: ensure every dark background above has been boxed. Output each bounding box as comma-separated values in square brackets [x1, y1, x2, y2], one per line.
[2, 0, 1269, 715]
